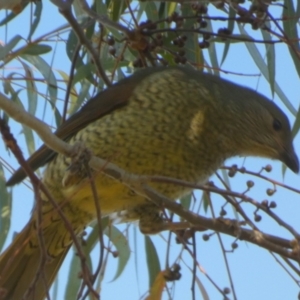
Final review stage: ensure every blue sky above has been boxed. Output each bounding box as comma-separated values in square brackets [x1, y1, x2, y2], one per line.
[0, 1, 300, 300]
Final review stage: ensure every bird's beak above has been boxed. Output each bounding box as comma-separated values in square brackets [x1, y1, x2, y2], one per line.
[280, 147, 299, 173]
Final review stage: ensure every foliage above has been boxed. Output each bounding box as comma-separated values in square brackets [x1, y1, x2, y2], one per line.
[0, 0, 300, 299]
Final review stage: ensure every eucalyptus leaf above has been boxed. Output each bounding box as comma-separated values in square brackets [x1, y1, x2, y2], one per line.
[261, 24, 275, 97]
[104, 225, 130, 281]
[221, 7, 236, 65]
[0, 164, 12, 252]
[206, 20, 219, 76]
[0, 35, 22, 61]
[144, 235, 160, 288]
[283, 0, 300, 79]
[19, 60, 38, 117]
[21, 44, 52, 56]
[27, 1, 43, 40]
[20, 54, 59, 125]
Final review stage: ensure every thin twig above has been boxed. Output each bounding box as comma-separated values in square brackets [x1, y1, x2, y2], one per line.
[78, 0, 131, 36]
[207, 192, 237, 300]
[62, 43, 81, 124]
[52, 0, 111, 86]
[1, 91, 300, 262]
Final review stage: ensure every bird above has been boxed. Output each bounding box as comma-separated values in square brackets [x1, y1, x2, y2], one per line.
[0, 66, 298, 300]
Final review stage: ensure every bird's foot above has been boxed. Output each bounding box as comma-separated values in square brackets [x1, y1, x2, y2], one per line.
[62, 142, 93, 187]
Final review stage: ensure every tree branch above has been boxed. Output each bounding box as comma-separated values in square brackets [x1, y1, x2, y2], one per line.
[1, 92, 299, 263]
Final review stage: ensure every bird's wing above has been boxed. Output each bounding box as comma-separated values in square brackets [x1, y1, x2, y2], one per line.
[6, 68, 162, 186]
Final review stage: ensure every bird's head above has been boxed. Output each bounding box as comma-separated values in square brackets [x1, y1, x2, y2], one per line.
[211, 79, 299, 174]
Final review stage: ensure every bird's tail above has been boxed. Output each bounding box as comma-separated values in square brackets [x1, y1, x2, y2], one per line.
[0, 219, 70, 300]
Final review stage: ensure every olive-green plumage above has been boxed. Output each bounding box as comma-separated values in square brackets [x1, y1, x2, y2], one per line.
[0, 67, 298, 300]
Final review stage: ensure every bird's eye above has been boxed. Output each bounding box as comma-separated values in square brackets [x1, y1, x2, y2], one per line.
[273, 119, 282, 131]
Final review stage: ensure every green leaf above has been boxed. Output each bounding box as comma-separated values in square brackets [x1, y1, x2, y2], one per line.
[292, 102, 300, 138]
[203, 57, 213, 74]
[158, 2, 166, 20]
[66, 29, 80, 63]
[110, 0, 127, 22]
[133, 227, 140, 287]
[180, 193, 192, 210]
[65, 246, 93, 299]
[85, 17, 96, 43]
[210, 34, 255, 44]
[56, 69, 78, 116]
[144, 235, 160, 288]
[202, 191, 210, 212]
[297, 0, 300, 18]
[221, 7, 236, 65]
[206, 20, 219, 76]
[68, 80, 91, 117]
[143, 1, 158, 22]
[20, 54, 60, 125]
[220, 169, 231, 189]
[283, 0, 300, 78]
[72, 0, 86, 17]
[64, 249, 81, 299]
[181, 4, 201, 66]
[83, 217, 109, 252]
[95, 0, 107, 15]
[5, 82, 36, 155]
[220, 169, 239, 220]
[0, 164, 12, 252]
[27, 1, 43, 40]
[65, 218, 109, 299]
[0, 7, 27, 26]
[167, 2, 177, 16]
[19, 60, 38, 117]
[136, 2, 145, 23]
[261, 23, 275, 97]
[0, 35, 22, 61]
[21, 44, 52, 56]
[104, 225, 130, 281]
[73, 63, 97, 86]
[20, 55, 57, 97]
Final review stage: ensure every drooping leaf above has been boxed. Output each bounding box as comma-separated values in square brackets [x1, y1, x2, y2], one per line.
[27, 1, 43, 40]
[283, 0, 300, 78]
[0, 164, 12, 252]
[206, 19, 219, 76]
[0, 35, 22, 61]
[261, 22, 275, 97]
[20, 54, 60, 126]
[19, 60, 38, 117]
[180, 193, 192, 210]
[104, 225, 130, 281]
[6, 83, 36, 155]
[21, 44, 52, 56]
[221, 7, 236, 65]
[144, 236, 161, 288]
